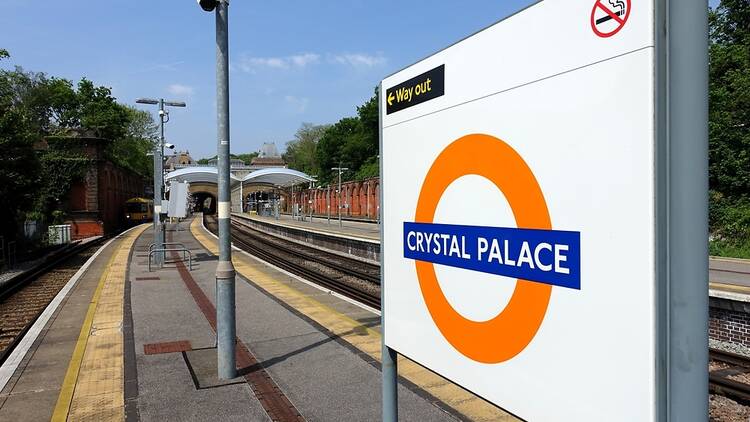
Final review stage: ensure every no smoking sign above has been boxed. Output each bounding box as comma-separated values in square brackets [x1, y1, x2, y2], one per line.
[590, 0, 631, 38]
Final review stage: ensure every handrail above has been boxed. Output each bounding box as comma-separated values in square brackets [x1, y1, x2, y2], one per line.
[148, 247, 192, 272]
[149, 242, 187, 252]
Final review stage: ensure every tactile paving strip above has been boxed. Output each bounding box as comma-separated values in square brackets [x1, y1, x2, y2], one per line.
[53, 226, 147, 422]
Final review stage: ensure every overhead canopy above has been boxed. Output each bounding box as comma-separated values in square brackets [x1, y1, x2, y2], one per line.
[241, 167, 315, 187]
[165, 166, 241, 187]
[165, 166, 314, 189]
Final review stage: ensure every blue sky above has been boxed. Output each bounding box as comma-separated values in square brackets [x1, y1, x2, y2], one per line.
[1, 0, 719, 159]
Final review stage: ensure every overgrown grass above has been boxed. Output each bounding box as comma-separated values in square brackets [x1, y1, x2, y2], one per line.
[709, 191, 750, 259]
[709, 239, 750, 259]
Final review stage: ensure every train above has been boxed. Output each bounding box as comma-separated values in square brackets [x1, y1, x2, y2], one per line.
[124, 197, 153, 225]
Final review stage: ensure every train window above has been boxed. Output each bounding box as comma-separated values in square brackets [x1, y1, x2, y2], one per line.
[126, 203, 148, 213]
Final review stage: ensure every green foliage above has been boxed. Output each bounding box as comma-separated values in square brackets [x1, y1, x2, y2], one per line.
[0, 56, 154, 241]
[0, 68, 41, 240]
[33, 143, 92, 219]
[196, 152, 258, 165]
[354, 156, 379, 181]
[106, 106, 156, 177]
[708, 1, 750, 257]
[284, 123, 329, 176]
[236, 152, 259, 164]
[709, 2, 750, 198]
[0, 49, 8, 59]
[315, 88, 379, 184]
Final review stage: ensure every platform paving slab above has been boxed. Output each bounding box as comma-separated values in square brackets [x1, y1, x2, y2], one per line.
[129, 228, 270, 422]
[192, 215, 516, 422]
[0, 233, 126, 422]
[151, 218, 459, 421]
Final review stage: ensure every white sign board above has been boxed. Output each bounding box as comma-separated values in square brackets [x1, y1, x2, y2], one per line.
[168, 181, 189, 218]
[381, 1, 660, 421]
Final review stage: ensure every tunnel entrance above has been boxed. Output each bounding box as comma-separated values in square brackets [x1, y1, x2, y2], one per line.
[192, 192, 217, 214]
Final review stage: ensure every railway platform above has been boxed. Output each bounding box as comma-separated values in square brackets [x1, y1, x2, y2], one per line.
[238, 212, 380, 241]
[0, 216, 513, 421]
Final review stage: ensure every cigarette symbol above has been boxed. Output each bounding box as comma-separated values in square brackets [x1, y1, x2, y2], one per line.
[596, 0, 625, 24]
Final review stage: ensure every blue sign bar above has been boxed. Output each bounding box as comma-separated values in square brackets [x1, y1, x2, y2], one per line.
[403, 222, 581, 289]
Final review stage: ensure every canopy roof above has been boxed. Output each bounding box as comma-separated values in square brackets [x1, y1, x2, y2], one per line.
[241, 167, 315, 187]
[165, 166, 314, 188]
[165, 166, 241, 187]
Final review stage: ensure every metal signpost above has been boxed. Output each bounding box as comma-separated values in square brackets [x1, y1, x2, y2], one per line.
[168, 181, 190, 219]
[198, 0, 236, 380]
[332, 166, 348, 227]
[136, 97, 186, 267]
[380, 1, 707, 421]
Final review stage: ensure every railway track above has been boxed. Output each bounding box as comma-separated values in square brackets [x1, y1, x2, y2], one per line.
[205, 215, 380, 309]
[710, 348, 750, 405]
[0, 239, 105, 365]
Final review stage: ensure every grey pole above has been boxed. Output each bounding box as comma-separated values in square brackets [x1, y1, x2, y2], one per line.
[136, 97, 185, 264]
[331, 167, 348, 227]
[214, 0, 237, 380]
[378, 81, 398, 421]
[662, 0, 708, 420]
[153, 99, 165, 267]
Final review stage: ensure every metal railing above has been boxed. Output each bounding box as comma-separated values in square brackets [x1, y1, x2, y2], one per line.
[148, 242, 189, 260]
[148, 247, 192, 272]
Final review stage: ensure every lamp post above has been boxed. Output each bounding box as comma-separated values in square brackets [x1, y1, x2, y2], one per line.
[136, 97, 186, 267]
[331, 166, 348, 227]
[197, 0, 236, 380]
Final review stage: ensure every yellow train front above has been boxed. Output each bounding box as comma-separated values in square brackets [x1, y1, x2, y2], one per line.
[124, 197, 153, 226]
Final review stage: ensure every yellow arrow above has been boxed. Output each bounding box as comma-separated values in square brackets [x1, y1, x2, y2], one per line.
[387, 92, 395, 106]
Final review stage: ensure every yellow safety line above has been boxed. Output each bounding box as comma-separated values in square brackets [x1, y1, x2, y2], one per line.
[192, 217, 514, 421]
[51, 242, 119, 422]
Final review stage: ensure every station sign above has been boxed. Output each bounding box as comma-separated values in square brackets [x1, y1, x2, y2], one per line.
[380, 1, 665, 421]
[385, 65, 444, 115]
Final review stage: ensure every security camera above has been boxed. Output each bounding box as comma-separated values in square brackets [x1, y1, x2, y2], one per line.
[165, 143, 175, 149]
[158, 110, 166, 116]
[197, 0, 218, 12]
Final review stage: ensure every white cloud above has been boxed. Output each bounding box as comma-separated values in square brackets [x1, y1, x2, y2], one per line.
[289, 53, 320, 67]
[284, 95, 309, 113]
[167, 84, 194, 96]
[331, 53, 387, 67]
[238, 53, 320, 72]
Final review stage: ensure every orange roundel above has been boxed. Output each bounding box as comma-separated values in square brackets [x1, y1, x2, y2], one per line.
[414, 133, 552, 363]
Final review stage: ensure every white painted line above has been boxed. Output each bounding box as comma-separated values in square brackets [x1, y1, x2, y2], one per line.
[200, 215, 380, 316]
[0, 224, 144, 393]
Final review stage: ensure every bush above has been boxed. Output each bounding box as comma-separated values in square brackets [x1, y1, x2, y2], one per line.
[709, 190, 750, 257]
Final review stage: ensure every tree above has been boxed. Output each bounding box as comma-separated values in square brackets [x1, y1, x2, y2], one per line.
[236, 152, 259, 164]
[0, 60, 155, 240]
[708, 0, 750, 200]
[315, 88, 380, 184]
[107, 107, 157, 177]
[0, 68, 41, 240]
[284, 123, 329, 176]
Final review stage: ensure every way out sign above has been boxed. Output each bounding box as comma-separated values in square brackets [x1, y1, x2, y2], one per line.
[380, 1, 708, 421]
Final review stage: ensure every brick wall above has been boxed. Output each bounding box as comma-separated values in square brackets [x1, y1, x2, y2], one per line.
[286, 177, 380, 220]
[709, 306, 750, 347]
[62, 136, 145, 238]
